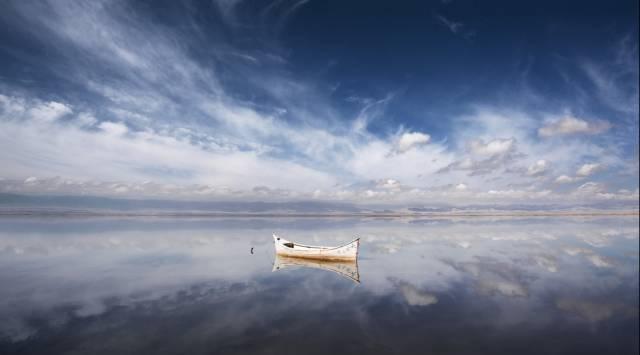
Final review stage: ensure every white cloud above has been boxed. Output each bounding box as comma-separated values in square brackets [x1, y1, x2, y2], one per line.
[538, 116, 610, 137]
[0, 94, 26, 116]
[99, 121, 128, 136]
[576, 163, 602, 177]
[576, 182, 605, 194]
[555, 175, 577, 184]
[585, 254, 613, 268]
[526, 159, 549, 176]
[469, 138, 515, 156]
[393, 280, 438, 306]
[396, 131, 430, 153]
[0, 116, 336, 192]
[2, 91, 635, 204]
[552, 163, 603, 184]
[348, 139, 453, 186]
[376, 179, 402, 190]
[480, 189, 552, 200]
[27, 101, 72, 123]
[0, 2, 635, 205]
[75, 113, 98, 127]
[440, 136, 520, 176]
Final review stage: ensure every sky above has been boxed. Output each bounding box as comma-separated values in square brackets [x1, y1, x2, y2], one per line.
[0, 0, 638, 205]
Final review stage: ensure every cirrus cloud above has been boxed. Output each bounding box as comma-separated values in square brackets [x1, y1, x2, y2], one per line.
[0, 0, 636, 206]
[538, 116, 610, 137]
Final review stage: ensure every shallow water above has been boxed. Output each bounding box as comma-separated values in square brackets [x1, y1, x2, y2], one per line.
[0, 216, 638, 355]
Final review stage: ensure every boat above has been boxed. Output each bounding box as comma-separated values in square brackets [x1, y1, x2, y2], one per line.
[272, 234, 359, 261]
[272, 254, 360, 283]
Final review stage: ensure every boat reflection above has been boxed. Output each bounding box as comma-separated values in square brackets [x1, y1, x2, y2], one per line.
[272, 254, 360, 283]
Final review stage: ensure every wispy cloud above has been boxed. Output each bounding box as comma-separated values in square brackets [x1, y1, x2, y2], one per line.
[0, 0, 637, 205]
[538, 115, 610, 137]
[434, 13, 475, 39]
[435, 14, 464, 34]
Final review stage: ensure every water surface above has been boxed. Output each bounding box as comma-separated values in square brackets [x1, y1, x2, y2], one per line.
[0, 217, 638, 354]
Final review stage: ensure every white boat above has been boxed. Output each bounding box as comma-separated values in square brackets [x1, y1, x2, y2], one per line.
[273, 234, 359, 261]
[272, 254, 360, 283]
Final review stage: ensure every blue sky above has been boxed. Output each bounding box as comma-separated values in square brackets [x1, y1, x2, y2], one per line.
[0, 0, 638, 204]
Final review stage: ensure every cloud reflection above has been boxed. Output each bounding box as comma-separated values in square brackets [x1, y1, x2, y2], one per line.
[0, 216, 637, 352]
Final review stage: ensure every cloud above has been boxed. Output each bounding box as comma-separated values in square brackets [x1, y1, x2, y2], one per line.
[396, 131, 431, 153]
[3, 92, 636, 204]
[376, 179, 402, 190]
[555, 175, 577, 184]
[440, 137, 521, 176]
[553, 163, 602, 184]
[479, 189, 552, 200]
[213, 0, 244, 25]
[576, 181, 605, 194]
[556, 298, 627, 323]
[446, 260, 529, 298]
[538, 116, 610, 137]
[28, 101, 73, 123]
[469, 138, 515, 156]
[585, 254, 613, 268]
[435, 14, 464, 34]
[99, 121, 128, 136]
[75, 113, 98, 127]
[455, 183, 467, 191]
[434, 14, 475, 39]
[347, 137, 453, 187]
[526, 159, 549, 177]
[0, 103, 337, 191]
[533, 254, 558, 273]
[0, 2, 636, 205]
[576, 163, 603, 177]
[391, 279, 438, 306]
[581, 37, 639, 117]
[570, 182, 636, 201]
[0, 95, 72, 123]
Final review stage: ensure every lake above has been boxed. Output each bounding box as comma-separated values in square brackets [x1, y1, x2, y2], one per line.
[0, 216, 638, 354]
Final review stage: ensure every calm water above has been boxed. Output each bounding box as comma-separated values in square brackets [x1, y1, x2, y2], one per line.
[0, 217, 638, 355]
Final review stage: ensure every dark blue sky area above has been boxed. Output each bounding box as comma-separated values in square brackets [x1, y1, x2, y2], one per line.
[280, 0, 638, 130]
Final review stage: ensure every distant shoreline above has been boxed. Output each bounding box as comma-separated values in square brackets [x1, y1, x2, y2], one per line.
[0, 209, 638, 218]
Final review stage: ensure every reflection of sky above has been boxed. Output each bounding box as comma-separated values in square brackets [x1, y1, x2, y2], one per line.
[0, 217, 638, 354]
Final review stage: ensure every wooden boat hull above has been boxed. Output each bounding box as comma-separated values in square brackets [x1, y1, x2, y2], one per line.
[273, 234, 359, 261]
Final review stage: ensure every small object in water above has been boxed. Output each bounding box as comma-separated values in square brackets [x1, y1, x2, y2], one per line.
[250, 247, 254, 254]
[273, 234, 359, 260]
